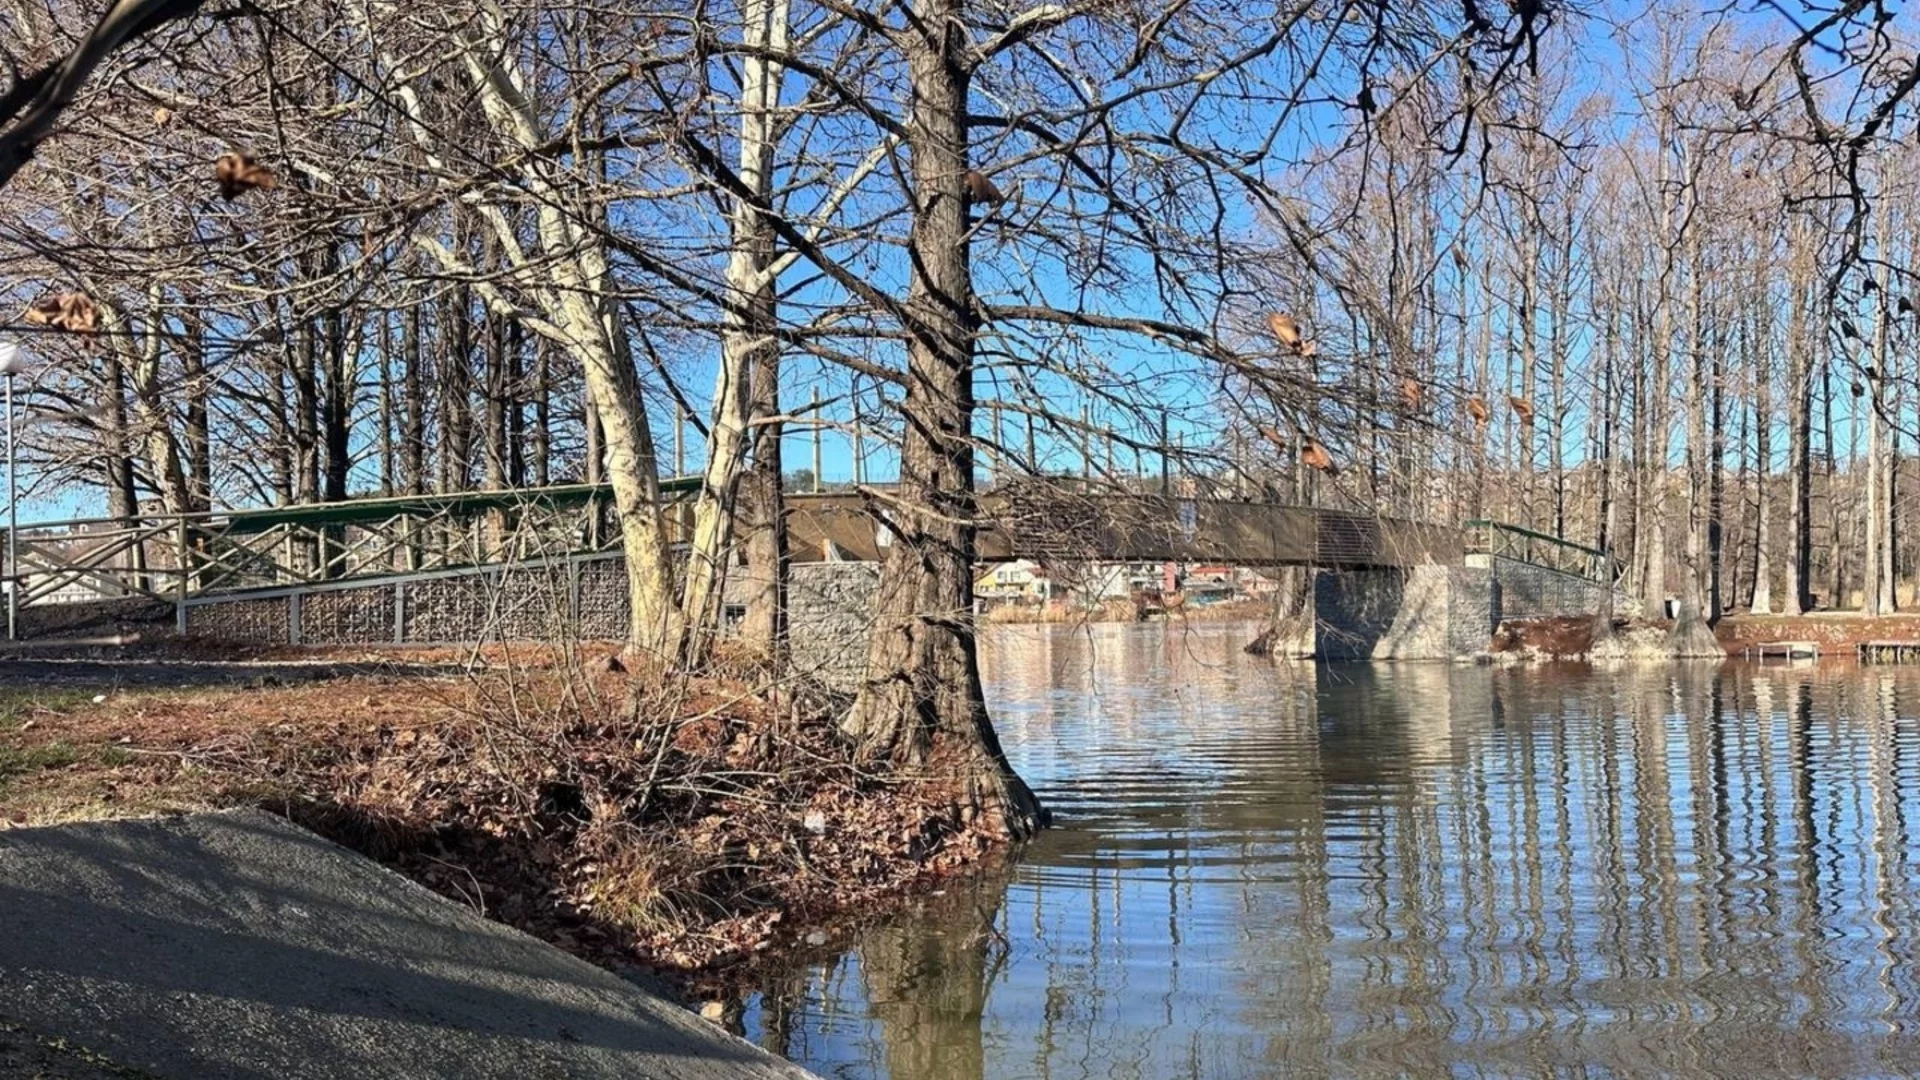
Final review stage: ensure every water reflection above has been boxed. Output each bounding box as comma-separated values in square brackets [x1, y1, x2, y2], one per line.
[746, 625, 1920, 1078]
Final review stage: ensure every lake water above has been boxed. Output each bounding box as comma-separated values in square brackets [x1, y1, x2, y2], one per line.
[743, 623, 1920, 1078]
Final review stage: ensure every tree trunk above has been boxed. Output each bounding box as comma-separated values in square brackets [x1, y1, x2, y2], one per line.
[680, 0, 789, 668]
[842, 0, 1041, 839]
[1750, 261, 1774, 614]
[182, 321, 211, 513]
[1783, 223, 1813, 615]
[120, 287, 191, 516]
[403, 304, 426, 496]
[532, 340, 551, 487]
[440, 288, 474, 493]
[320, 293, 352, 504]
[1669, 230, 1717, 657]
[737, 349, 788, 659]
[449, 6, 682, 657]
[1864, 204, 1897, 614]
[1823, 360, 1844, 608]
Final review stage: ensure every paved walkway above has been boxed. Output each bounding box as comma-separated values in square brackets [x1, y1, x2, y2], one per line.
[0, 810, 815, 1079]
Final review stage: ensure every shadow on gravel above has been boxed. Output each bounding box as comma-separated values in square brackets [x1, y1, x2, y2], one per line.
[0, 658, 466, 690]
[0, 810, 808, 1080]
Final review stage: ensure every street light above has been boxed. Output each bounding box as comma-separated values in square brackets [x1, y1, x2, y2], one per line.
[0, 342, 29, 641]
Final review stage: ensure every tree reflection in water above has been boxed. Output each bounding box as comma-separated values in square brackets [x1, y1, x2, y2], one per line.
[743, 625, 1920, 1079]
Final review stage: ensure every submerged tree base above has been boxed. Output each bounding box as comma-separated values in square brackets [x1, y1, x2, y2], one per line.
[1665, 610, 1725, 659]
[1245, 613, 1315, 659]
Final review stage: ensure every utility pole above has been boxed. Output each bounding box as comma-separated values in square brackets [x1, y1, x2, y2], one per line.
[1160, 410, 1171, 495]
[991, 404, 1004, 489]
[1081, 402, 1092, 482]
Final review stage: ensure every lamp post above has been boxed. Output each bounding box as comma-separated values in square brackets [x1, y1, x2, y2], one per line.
[0, 342, 27, 641]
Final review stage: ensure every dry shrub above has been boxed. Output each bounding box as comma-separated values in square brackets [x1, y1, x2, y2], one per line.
[983, 597, 1142, 624]
[235, 661, 999, 976]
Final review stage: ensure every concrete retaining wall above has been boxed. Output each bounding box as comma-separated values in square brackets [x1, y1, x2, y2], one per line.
[1314, 565, 1498, 661]
[1312, 559, 1613, 662]
[1312, 567, 1405, 661]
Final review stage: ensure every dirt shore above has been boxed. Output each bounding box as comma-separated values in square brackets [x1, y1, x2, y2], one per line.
[0, 652, 1006, 992]
[1713, 613, 1920, 655]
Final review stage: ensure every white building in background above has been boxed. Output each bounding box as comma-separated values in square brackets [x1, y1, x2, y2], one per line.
[976, 560, 1054, 602]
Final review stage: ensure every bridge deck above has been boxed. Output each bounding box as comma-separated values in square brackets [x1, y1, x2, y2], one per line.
[3, 481, 1466, 614]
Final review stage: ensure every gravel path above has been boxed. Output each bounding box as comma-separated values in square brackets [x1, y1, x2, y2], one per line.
[0, 658, 459, 689]
[0, 810, 816, 1079]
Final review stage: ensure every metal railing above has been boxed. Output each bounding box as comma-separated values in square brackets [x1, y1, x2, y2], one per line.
[1463, 519, 1613, 583]
[4, 480, 1483, 635]
[1, 479, 704, 617]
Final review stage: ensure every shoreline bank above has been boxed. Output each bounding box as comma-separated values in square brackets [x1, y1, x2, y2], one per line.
[0, 653, 1013, 997]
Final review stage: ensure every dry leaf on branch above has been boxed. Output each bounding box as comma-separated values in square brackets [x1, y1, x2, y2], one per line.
[1466, 396, 1491, 425]
[963, 169, 1004, 205]
[152, 106, 173, 127]
[1301, 438, 1336, 473]
[1264, 312, 1302, 349]
[22, 291, 100, 333]
[1509, 395, 1535, 424]
[215, 152, 275, 199]
[1400, 378, 1423, 411]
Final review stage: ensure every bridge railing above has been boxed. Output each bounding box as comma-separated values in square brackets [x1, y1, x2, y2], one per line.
[1, 482, 708, 614]
[6, 479, 1471, 630]
[1463, 519, 1612, 583]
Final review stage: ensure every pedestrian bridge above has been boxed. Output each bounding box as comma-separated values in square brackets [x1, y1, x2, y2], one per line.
[0, 479, 1606, 644]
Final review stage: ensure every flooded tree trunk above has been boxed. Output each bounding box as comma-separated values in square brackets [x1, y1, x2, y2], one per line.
[842, 0, 1041, 840]
[1245, 564, 1315, 658]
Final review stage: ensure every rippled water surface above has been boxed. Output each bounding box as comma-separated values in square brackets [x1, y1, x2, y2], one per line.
[743, 623, 1920, 1078]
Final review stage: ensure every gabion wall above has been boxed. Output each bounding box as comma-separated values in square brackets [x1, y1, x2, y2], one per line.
[171, 558, 880, 676]
[784, 563, 881, 690]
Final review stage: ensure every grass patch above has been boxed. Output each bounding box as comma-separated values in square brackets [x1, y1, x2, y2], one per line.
[0, 689, 95, 731]
[0, 742, 83, 785]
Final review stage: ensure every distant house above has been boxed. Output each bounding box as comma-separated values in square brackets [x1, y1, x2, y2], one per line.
[975, 559, 1054, 603]
[1077, 562, 1163, 602]
[1234, 567, 1279, 598]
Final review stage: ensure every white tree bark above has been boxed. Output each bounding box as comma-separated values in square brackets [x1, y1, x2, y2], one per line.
[679, 0, 791, 667]
[396, 1, 683, 656]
